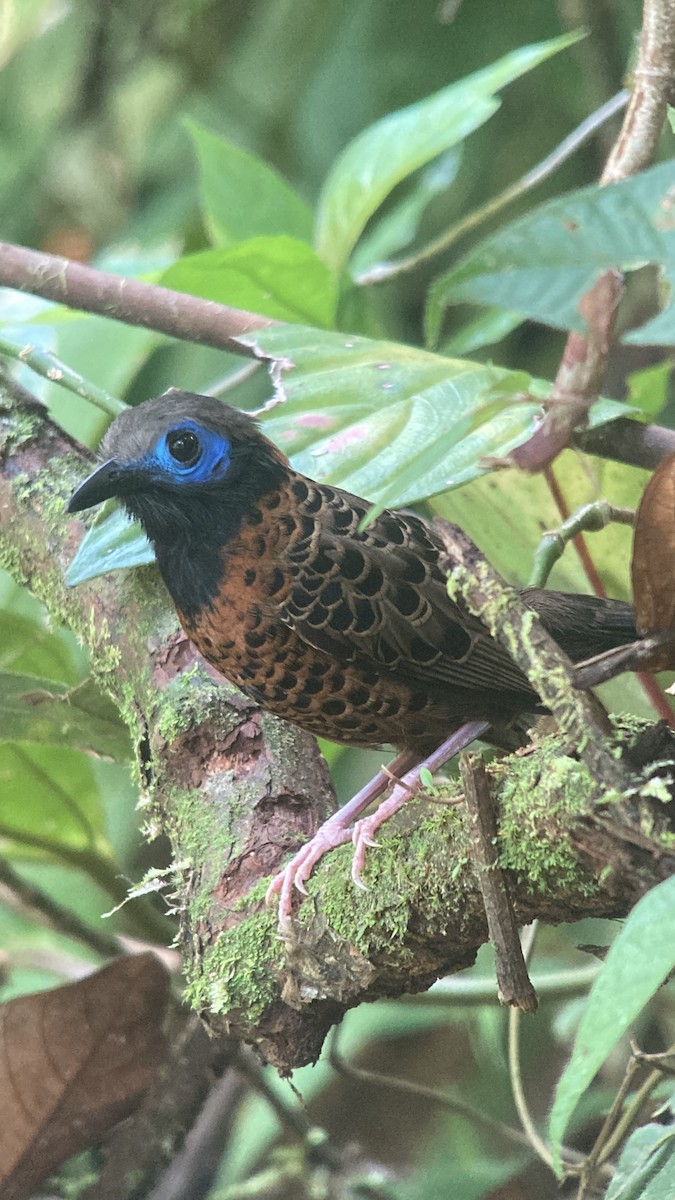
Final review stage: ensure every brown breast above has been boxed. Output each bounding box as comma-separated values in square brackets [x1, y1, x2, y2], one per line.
[175, 480, 535, 754]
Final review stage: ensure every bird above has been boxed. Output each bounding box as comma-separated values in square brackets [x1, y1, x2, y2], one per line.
[68, 389, 638, 918]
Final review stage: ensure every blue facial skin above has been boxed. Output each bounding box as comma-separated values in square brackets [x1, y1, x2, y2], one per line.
[147, 421, 232, 486]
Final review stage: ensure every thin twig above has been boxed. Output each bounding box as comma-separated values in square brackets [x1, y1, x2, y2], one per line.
[573, 631, 675, 688]
[146, 1071, 244, 1200]
[574, 419, 675, 470]
[356, 91, 628, 285]
[401, 962, 600, 1006]
[0, 331, 125, 417]
[230, 1044, 342, 1173]
[0, 857, 123, 960]
[459, 751, 537, 1012]
[573, 1052, 663, 1195]
[327, 1024, 536, 1153]
[539, 468, 675, 728]
[434, 517, 634, 794]
[596, 1065, 663, 1168]
[528, 500, 635, 589]
[506, 924, 558, 1169]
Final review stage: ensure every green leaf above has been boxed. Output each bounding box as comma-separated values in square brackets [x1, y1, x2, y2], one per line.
[427, 158, 675, 344]
[549, 876, 675, 1176]
[606, 1125, 675, 1200]
[315, 33, 581, 272]
[0, 673, 130, 760]
[0, 743, 107, 859]
[65, 506, 153, 587]
[441, 309, 524, 356]
[66, 327, 633, 585]
[626, 362, 671, 421]
[161, 237, 338, 327]
[0, 610, 84, 685]
[349, 149, 462, 277]
[245, 326, 632, 511]
[185, 117, 313, 247]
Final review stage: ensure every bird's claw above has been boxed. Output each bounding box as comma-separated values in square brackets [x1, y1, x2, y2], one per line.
[265, 817, 355, 922]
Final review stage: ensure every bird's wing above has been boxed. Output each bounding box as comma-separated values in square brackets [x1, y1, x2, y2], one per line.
[277, 480, 535, 697]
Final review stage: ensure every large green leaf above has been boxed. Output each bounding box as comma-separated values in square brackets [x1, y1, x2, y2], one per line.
[66, 326, 633, 583]
[0, 743, 108, 860]
[606, 1125, 675, 1200]
[549, 876, 675, 1175]
[248, 326, 631, 511]
[427, 158, 675, 345]
[0, 673, 130, 760]
[185, 118, 313, 247]
[161, 237, 338, 327]
[315, 33, 581, 272]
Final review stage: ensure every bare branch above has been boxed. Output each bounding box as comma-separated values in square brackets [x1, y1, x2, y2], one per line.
[0, 242, 277, 355]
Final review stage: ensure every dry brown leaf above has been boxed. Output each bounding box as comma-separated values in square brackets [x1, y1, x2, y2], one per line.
[632, 454, 675, 670]
[0, 952, 169, 1200]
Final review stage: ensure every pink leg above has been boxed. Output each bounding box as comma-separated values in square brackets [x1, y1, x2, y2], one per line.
[265, 749, 418, 922]
[350, 720, 490, 886]
[266, 720, 490, 922]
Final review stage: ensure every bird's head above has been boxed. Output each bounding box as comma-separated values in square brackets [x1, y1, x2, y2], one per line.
[68, 389, 288, 545]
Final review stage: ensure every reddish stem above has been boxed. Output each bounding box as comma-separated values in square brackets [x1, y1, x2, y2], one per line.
[543, 467, 675, 727]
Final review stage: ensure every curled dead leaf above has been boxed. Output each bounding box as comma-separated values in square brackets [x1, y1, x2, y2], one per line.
[0, 953, 169, 1200]
[632, 454, 675, 671]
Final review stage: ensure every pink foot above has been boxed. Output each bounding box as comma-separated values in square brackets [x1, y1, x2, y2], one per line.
[350, 777, 416, 887]
[265, 750, 417, 922]
[266, 721, 490, 923]
[265, 814, 355, 921]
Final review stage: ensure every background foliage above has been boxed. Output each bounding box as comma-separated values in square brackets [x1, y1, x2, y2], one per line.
[1, 1, 675, 1197]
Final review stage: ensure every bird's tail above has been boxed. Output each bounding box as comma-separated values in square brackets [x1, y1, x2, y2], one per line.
[521, 589, 637, 663]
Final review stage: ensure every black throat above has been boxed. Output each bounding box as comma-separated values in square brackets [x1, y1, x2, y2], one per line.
[124, 452, 287, 621]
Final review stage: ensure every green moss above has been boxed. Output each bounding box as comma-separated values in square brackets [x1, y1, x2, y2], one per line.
[12, 451, 82, 520]
[0, 404, 40, 455]
[291, 793, 473, 957]
[155, 666, 219, 742]
[0, 536, 26, 585]
[184, 908, 281, 1021]
[497, 740, 597, 895]
[165, 784, 237, 887]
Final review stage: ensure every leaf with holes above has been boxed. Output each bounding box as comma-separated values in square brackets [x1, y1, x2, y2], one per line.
[246, 326, 632, 514]
[66, 326, 634, 583]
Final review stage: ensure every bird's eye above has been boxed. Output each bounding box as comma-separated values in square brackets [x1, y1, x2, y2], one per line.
[167, 429, 201, 466]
